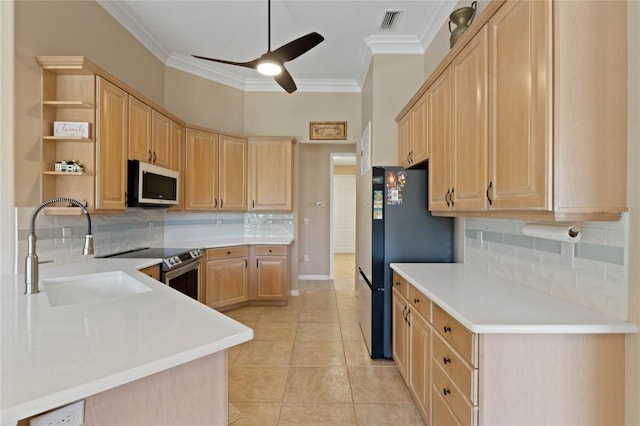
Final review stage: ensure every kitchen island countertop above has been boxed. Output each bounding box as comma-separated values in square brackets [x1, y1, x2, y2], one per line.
[1, 258, 253, 425]
[390, 263, 637, 334]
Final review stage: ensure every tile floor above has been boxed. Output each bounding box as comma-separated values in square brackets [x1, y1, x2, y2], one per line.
[224, 254, 425, 425]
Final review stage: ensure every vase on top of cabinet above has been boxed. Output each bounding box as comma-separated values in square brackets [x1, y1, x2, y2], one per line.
[449, 1, 477, 48]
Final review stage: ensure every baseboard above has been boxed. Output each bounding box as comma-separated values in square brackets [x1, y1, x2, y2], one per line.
[298, 274, 332, 281]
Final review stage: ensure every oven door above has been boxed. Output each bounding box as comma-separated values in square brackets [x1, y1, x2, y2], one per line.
[162, 260, 200, 301]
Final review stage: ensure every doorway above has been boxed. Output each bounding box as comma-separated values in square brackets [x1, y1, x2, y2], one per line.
[330, 153, 356, 278]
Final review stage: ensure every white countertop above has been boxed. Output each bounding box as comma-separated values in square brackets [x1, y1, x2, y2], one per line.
[1, 257, 253, 425]
[165, 236, 294, 249]
[390, 263, 637, 334]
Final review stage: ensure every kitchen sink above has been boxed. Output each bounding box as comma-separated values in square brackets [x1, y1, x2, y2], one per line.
[42, 271, 151, 307]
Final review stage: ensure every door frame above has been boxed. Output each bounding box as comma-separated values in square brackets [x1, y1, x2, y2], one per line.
[329, 152, 356, 278]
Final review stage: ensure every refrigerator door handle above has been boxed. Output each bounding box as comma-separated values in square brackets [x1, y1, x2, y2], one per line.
[359, 267, 384, 291]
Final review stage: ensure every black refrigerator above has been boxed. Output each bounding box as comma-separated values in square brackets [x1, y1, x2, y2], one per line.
[358, 166, 453, 359]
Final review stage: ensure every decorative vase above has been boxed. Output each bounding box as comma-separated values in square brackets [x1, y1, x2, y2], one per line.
[449, 1, 477, 48]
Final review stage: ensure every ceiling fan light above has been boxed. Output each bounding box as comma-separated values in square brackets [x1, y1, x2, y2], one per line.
[257, 60, 282, 76]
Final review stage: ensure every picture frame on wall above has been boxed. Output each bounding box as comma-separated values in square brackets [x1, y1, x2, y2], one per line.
[309, 121, 347, 140]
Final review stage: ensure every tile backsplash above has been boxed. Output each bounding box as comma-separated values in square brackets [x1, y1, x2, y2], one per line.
[465, 216, 629, 319]
[14, 208, 293, 273]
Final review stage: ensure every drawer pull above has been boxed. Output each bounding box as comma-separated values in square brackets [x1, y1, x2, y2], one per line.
[413, 298, 420, 303]
[395, 281, 400, 286]
[443, 325, 452, 333]
[227, 251, 231, 255]
[443, 388, 451, 396]
[443, 356, 451, 365]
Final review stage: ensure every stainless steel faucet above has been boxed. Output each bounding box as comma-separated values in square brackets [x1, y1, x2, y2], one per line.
[24, 197, 94, 294]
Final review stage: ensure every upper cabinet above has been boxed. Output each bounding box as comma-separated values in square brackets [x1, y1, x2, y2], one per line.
[248, 138, 294, 212]
[128, 97, 178, 171]
[399, 0, 628, 221]
[37, 56, 130, 214]
[430, 26, 488, 212]
[37, 56, 185, 214]
[184, 128, 247, 211]
[398, 93, 429, 169]
[95, 77, 128, 211]
[487, 0, 550, 211]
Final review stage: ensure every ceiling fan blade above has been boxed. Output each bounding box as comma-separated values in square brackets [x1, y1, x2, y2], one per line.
[271, 32, 324, 63]
[192, 55, 259, 69]
[274, 66, 297, 94]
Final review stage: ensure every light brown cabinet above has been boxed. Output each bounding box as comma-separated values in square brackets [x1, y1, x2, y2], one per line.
[430, 26, 488, 212]
[205, 246, 249, 309]
[426, 68, 452, 212]
[392, 270, 626, 425]
[139, 264, 161, 280]
[185, 128, 247, 211]
[398, 93, 429, 169]
[128, 97, 177, 171]
[95, 77, 128, 211]
[37, 59, 127, 213]
[398, 0, 628, 221]
[37, 56, 184, 214]
[251, 245, 289, 301]
[392, 273, 431, 422]
[248, 138, 294, 212]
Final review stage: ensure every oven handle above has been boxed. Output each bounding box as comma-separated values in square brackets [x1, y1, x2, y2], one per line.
[162, 259, 200, 284]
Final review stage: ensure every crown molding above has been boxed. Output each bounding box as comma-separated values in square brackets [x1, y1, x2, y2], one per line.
[420, 0, 458, 49]
[165, 53, 248, 91]
[96, 0, 171, 62]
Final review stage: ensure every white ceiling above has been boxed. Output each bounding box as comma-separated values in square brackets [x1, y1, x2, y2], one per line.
[97, 0, 457, 93]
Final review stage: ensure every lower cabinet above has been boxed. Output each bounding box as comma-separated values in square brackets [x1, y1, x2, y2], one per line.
[392, 273, 431, 422]
[205, 246, 249, 309]
[139, 264, 161, 281]
[202, 245, 290, 311]
[391, 271, 626, 425]
[251, 245, 290, 301]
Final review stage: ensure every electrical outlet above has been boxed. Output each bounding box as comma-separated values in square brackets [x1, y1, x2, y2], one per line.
[303, 218, 309, 225]
[30, 400, 84, 426]
[303, 254, 309, 262]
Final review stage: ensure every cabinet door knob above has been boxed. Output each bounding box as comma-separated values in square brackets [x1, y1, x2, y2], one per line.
[220, 198, 224, 208]
[443, 325, 452, 333]
[443, 388, 451, 396]
[214, 198, 218, 208]
[450, 187, 455, 207]
[486, 181, 493, 205]
[227, 251, 231, 255]
[443, 357, 451, 364]
[445, 189, 451, 207]
[152, 151, 157, 163]
[413, 298, 420, 304]
[148, 149, 152, 162]
[245, 259, 248, 268]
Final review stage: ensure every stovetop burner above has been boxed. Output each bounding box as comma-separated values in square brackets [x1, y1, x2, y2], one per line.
[102, 247, 203, 271]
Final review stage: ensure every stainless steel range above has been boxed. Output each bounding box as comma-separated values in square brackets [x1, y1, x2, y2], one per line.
[103, 247, 202, 300]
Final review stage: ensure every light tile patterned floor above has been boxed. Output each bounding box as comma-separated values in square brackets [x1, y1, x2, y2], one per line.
[225, 254, 425, 425]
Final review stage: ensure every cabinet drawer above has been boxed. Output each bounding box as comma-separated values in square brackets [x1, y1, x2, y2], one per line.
[432, 383, 462, 426]
[433, 304, 475, 365]
[433, 331, 476, 403]
[206, 246, 249, 260]
[255, 245, 287, 256]
[408, 285, 431, 321]
[392, 272, 408, 299]
[432, 361, 476, 426]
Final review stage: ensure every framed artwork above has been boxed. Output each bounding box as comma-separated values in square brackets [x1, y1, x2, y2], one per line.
[309, 121, 347, 140]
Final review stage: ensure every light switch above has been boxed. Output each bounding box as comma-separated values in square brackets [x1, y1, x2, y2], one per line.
[303, 218, 309, 225]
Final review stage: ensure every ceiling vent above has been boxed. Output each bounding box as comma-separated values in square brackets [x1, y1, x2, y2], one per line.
[379, 10, 403, 31]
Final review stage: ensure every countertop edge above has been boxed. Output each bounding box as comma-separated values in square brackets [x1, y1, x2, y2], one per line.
[390, 263, 638, 335]
[2, 329, 253, 425]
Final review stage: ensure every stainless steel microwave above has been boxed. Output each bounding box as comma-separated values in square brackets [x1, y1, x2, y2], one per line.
[127, 160, 179, 207]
